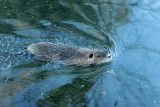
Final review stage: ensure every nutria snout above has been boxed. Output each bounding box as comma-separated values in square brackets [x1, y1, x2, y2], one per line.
[27, 42, 112, 66]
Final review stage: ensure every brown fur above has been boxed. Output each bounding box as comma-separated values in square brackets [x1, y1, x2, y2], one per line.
[27, 42, 112, 66]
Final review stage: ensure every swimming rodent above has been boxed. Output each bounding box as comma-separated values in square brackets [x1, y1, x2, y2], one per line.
[27, 42, 112, 66]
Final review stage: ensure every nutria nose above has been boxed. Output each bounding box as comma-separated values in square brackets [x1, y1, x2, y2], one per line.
[107, 54, 111, 58]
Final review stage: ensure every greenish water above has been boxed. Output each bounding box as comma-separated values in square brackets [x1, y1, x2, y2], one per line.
[0, 0, 160, 107]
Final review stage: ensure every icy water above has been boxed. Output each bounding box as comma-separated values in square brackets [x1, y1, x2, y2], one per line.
[0, 0, 160, 107]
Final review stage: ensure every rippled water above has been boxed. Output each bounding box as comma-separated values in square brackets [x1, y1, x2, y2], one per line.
[0, 0, 160, 107]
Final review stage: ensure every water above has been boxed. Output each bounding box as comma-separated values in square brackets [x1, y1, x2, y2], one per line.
[0, 0, 160, 107]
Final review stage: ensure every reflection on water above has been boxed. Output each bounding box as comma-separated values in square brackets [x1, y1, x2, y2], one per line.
[0, 0, 160, 107]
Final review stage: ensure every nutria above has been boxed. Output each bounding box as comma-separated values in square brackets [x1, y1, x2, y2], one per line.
[27, 42, 112, 66]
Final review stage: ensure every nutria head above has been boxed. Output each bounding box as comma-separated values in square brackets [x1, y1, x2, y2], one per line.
[82, 49, 112, 65]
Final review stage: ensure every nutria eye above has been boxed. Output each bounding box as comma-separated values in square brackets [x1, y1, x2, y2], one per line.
[89, 53, 93, 58]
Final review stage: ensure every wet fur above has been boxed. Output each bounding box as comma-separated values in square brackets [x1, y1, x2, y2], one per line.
[27, 42, 111, 66]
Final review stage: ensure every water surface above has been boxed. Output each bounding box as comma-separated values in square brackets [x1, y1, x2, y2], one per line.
[0, 0, 160, 107]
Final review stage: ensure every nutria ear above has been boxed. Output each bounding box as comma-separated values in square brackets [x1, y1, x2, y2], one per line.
[96, 54, 101, 58]
[89, 53, 93, 58]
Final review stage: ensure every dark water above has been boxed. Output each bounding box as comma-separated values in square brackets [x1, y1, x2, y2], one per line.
[0, 0, 160, 107]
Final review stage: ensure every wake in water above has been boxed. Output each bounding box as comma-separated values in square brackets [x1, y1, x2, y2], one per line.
[0, 50, 29, 86]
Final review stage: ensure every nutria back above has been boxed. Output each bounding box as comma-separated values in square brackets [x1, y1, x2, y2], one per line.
[27, 42, 112, 66]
